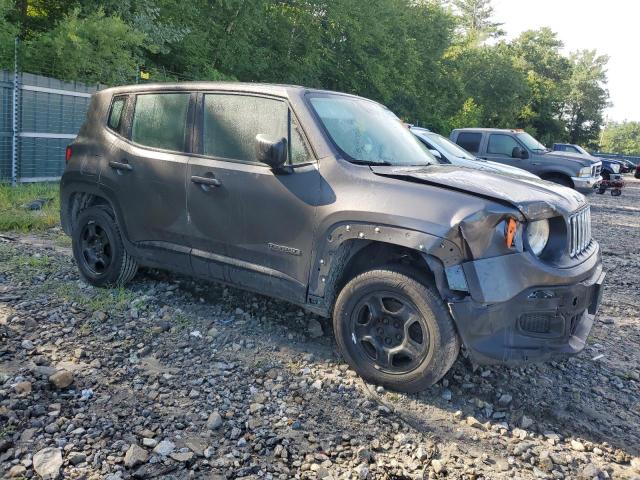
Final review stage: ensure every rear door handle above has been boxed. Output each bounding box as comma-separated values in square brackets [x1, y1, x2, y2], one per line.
[191, 175, 221, 187]
[109, 160, 133, 171]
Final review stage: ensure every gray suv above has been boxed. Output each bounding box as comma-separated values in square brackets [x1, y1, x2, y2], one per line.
[451, 128, 602, 194]
[60, 83, 605, 392]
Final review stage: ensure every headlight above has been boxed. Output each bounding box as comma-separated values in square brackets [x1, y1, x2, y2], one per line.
[526, 219, 550, 256]
[578, 166, 592, 177]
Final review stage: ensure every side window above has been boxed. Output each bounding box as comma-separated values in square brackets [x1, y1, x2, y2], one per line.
[203, 94, 287, 162]
[131, 93, 190, 151]
[107, 96, 126, 133]
[456, 132, 482, 153]
[290, 119, 311, 164]
[487, 134, 521, 156]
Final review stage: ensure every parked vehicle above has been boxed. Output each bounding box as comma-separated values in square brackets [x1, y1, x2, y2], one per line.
[60, 83, 605, 392]
[411, 127, 539, 179]
[450, 129, 602, 194]
[552, 143, 625, 196]
[613, 158, 635, 174]
[636, 164, 640, 179]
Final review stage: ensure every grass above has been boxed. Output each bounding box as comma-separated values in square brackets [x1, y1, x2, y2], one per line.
[0, 182, 60, 231]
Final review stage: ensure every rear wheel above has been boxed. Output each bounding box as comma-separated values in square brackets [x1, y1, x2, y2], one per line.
[72, 206, 138, 287]
[333, 265, 460, 393]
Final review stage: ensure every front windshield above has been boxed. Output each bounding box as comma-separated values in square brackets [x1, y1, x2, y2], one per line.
[309, 95, 435, 166]
[424, 132, 476, 160]
[517, 132, 547, 152]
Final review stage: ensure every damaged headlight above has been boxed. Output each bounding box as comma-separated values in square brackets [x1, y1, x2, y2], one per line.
[526, 219, 550, 256]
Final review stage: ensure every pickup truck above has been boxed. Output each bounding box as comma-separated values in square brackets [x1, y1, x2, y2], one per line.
[450, 128, 602, 194]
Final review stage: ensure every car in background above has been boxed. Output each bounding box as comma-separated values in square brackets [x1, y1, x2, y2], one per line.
[614, 158, 635, 174]
[450, 129, 602, 194]
[411, 127, 539, 179]
[636, 164, 640, 179]
[552, 143, 621, 179]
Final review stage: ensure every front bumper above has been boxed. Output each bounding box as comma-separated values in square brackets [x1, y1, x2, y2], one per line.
[572, 174, 602, 193]
[448, 249, 604, 365]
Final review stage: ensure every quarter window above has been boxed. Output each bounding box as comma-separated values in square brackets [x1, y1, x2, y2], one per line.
[107, 96, 126, 132]
[131, 93, 190, 151]
[487, 134, 521, 156]
[290, 119, 311, 164]
[203, 94, 287, 162]
[456, 132, 482, 153]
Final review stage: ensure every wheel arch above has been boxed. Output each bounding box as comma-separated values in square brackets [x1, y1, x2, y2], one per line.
[306, 222, 464, 317]
[540, 170, 574, 188]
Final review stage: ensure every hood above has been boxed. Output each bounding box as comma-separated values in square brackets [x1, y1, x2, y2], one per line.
[546, 151, 599, 166]
[370, 164, 587, 219]
[449, 156, 538, 179]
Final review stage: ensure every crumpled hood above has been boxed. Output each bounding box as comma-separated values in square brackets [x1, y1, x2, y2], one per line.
[371, 164, 587, 219]
[546, 151, 599, 166]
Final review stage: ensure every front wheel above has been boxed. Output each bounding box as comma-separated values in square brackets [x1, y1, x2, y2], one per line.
[72, 206, 138, 287]
[333, 266, 460, 393]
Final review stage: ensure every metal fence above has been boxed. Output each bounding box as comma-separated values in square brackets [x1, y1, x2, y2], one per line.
[0, 70, 103, 184]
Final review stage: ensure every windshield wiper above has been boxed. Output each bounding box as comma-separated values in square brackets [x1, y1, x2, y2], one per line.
[350, 160, 393, 166]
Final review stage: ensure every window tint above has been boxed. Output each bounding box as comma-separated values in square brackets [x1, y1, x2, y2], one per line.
[203, 94, 287, 162]
[131, 93, 190, 151]
[488, 134, 521, 156]
[291, 120, 311, 164]
[456, 132, 482, 153]
[107, 97, 126, 132]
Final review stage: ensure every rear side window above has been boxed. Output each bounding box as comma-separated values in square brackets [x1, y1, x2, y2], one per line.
[203, 94, 287, 162]
[456, 132, 482, 153]
[107, 96, 126, 132]
[488, 134, 520, 156]
[131, 93, 190, 151]
[290, 119, 311, 165]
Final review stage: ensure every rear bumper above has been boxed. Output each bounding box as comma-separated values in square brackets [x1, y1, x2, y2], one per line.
[572, 175, 601, 193]
[448, 251, 604, 365]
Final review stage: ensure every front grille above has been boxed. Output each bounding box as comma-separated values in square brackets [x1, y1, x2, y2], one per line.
[519, 313, 552, 334]
[591, 164, 601, 177]
[569, 207, 592, 257]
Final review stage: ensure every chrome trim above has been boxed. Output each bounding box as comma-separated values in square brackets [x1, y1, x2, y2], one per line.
[569, 206, 592, 257]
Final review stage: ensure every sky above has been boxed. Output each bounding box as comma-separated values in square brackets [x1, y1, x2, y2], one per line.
[491, 0, 639, 123]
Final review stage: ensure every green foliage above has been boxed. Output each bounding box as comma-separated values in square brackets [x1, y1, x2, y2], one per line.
[0, 0, 17, 68]
[21, 8, 144, 84]
[600, 122, 640, 155]
[1, 0, 613, 146]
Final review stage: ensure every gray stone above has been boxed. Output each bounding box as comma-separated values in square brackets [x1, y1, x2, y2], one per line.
[307, 318, 324, 338]
[153, 440, 175, 457]
[33, 447, 63, 479]
[124, 444, 148, 468]
[49, 370, 73, 389]
[207, 411, 223, 430]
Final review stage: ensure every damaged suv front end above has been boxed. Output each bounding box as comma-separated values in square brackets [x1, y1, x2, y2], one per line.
[382, 167, 605, 364]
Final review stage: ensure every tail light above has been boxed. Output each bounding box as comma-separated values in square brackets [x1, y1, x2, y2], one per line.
[65, 145, 73, 163]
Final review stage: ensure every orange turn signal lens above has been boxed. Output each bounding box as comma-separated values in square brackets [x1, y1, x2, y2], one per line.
[505, 218, 517, 248]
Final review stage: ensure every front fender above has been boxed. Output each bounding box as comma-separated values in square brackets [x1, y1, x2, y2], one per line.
[307, 221, 465, 301]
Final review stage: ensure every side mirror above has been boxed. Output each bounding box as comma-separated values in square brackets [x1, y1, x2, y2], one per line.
[429, 149, 442, 160]
[512, 146, 528, 159]
[255, 134, 288, 171]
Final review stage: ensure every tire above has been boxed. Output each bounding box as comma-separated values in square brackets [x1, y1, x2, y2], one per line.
[72, 205, 138, 287]
[544, 174, 573, 189]
[333, 265, 460, 393]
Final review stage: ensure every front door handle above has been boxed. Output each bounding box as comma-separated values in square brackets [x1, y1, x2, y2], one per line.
[191, 175, 221, 187]
[109, 160, 133, 172]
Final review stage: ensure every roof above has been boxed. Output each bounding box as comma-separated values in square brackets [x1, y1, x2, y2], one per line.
[452, 128, 525, 133]
[97, 81, 371, 103]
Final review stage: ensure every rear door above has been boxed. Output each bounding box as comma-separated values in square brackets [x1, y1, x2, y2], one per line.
[186, 92, 320, 301]
[98, 91, 193, 270]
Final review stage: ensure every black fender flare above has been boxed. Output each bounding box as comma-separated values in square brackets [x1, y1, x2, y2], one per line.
[306, 221, 465, 310]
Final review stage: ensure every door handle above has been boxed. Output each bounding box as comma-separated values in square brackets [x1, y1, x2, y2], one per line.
[191, 175, 221, 187]
[109, 160, 133, 171]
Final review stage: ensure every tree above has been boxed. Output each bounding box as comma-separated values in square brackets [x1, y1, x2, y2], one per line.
[21, 9, 145, 84]
[449, 0, 504, 41]
[562, 49, 610, 147]
[0, 0, 17, 68]
[600, 121, 640, 155]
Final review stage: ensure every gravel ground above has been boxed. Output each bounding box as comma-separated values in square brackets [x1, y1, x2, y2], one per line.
[1, 178, 639, 480]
